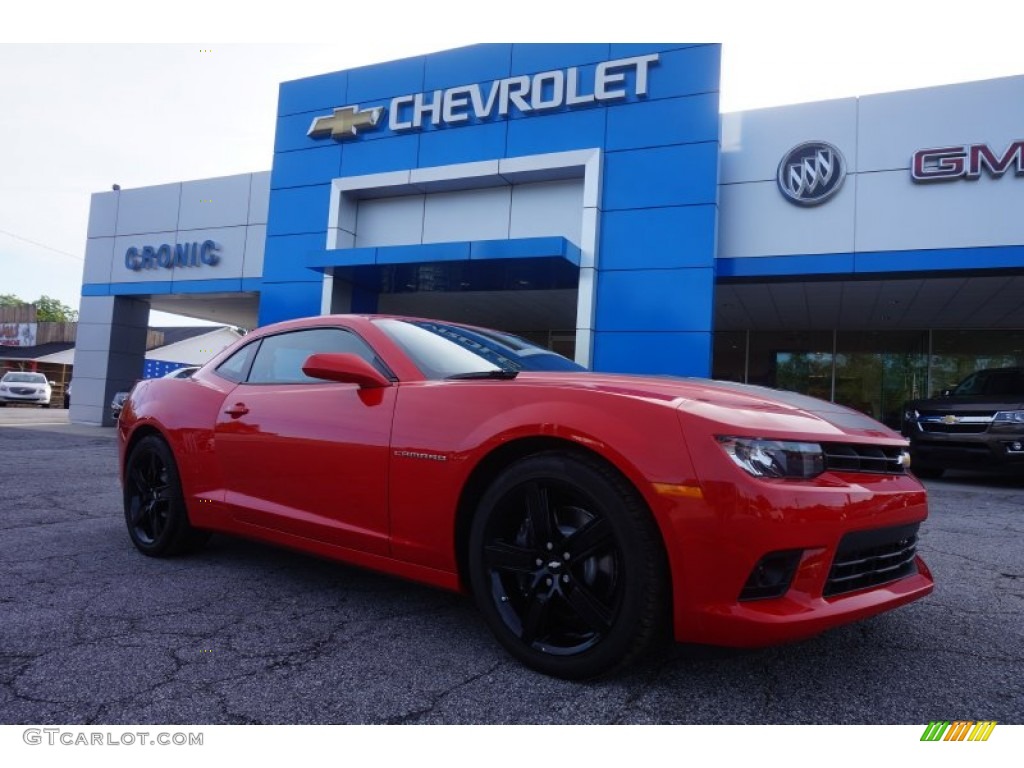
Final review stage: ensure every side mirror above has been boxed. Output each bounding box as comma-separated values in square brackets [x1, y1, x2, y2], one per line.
[302, 353, 391, 389]
[941, 388, 953, 397]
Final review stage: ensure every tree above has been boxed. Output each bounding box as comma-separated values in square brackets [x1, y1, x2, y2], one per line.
[32, 296, 78, 323]
[0, 294, 78, 322]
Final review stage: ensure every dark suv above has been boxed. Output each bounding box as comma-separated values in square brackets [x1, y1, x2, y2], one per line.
[902, 367, 1024, 478]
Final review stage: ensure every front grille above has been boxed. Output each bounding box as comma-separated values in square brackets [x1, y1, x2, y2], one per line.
[916, 411, 994, 434]
[825, 523, 919, 597]
[822, 443, 906, 474]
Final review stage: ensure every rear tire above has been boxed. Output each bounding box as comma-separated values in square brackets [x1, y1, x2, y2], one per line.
[123, 435, 210, 556]
[468, 451, 669, 679]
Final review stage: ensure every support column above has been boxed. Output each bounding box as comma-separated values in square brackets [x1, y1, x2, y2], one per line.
[69, 295, 149, 426]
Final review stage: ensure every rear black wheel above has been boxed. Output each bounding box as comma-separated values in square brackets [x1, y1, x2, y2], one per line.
[468, 451, 668, 679]
[124, 435, 209, 556]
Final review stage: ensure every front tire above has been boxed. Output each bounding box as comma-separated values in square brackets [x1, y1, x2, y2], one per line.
[123, 435, 209, 556]
[468, 451, 668, 679]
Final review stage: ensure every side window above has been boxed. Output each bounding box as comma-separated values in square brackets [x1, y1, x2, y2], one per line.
[215, 341, 260, 383]
[247, 328, 378, 385]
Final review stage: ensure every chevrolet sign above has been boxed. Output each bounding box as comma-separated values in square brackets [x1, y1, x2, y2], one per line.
[307, 53, 659, 140]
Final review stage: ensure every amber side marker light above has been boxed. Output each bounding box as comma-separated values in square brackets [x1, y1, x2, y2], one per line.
[652, 483, 703, 499]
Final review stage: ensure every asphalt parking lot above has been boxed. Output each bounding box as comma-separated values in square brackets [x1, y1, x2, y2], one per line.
[1, 410, 1021, 725]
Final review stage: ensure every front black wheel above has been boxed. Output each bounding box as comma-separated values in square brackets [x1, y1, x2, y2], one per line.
[124, 435, 209, 556]
[468, 451, 668, 679]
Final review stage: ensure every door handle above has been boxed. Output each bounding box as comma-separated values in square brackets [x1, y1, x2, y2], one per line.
[224, 403, 250, 418]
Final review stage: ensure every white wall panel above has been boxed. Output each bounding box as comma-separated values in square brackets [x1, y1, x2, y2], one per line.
[718, 177, 856, 258]
[855, 169, 1024, 252]
[858, 76, 1024, 172]
[355, 195, 425, 247]
[82, 237, 115, 284]
[248, 172, 271, 224]
[77, 295, 118, 326]
[720, 98, 857, 184]
[509, 180, 583, 243]
[169, 226, 247, 284]
[423, 186, 512, 244]
[114, 183, 181, 236]
[86, 191, 119, 238]
[179, 174, 252, 231]
[243, 224, 266, 278]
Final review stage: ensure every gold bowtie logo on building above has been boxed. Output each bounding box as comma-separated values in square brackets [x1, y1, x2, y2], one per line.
[307, 105, 383, 140]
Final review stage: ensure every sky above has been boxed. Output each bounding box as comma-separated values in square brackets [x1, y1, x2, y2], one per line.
[2, 0, 1023, 326]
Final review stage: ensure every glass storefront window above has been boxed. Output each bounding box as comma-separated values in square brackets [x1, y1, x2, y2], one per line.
[929, 330, 1024, 396]
[834, 331, 927, 428]
[711, 331, 746, 383]
[746, 331, 834, 401]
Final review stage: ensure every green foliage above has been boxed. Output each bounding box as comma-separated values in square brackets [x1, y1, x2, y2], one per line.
[0, 294, 78, 321]
[34, 296, 78, 322]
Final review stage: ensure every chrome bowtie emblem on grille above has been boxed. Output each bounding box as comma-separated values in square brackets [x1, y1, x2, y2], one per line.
[777, 141, 847, 206]
[942, 414, 960, 424]
[307, 105, 384, 140]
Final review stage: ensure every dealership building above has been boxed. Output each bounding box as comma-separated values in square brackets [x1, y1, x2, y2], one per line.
[72, 43, 1024, 426]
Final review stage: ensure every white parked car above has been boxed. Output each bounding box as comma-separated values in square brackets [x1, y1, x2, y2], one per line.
[162, 366, 200, 379]
[0, 371, 53, 407]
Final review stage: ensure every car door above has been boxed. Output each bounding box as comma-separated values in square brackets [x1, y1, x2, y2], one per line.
[213, 325, 396, 555]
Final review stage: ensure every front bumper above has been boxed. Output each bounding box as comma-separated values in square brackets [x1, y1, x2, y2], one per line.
[657, 467, 933, 647]
[0, 393, 50, 404]
[911, 433, 1024, 469]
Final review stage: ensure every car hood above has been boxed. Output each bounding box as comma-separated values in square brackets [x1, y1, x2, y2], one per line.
[518, 372, 901, 441]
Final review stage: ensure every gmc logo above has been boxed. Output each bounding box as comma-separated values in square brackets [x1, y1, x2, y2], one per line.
[912, 140, 1024, 182]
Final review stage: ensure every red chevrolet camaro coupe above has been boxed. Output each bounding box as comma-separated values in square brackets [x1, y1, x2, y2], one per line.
[118, 315, 933, 679]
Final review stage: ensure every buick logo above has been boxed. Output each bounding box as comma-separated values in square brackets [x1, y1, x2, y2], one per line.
[777, 141, 847, 206]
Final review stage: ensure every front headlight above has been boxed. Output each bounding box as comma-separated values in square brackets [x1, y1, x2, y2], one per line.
[717, 437, 825, 479]
[994, 410, 1024, 424]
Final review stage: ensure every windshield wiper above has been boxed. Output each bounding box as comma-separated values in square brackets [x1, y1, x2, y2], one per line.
[445, 370, 519, 380]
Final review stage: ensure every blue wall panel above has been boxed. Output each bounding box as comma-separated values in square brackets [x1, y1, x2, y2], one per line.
[418, 121, 508, 167]
[278, 71, 347, 117]
[605, 93, 719, 151]
[647, 45, 721, 99]
[424, 44, 512, 90]
[340, 135, 421, 176]
[600, 206, 717, 271]
[270, 145, 343, 189]
[603, 142, 719, 210]
[595, 268, 714, 332]
[266, 185, 332, 237]
[258, 281, 323, 326]
[609, 43, 699, 57]
[510, 44, 611, 73]
[592, 331, 712, 377]
[274, 112, 329, 153]
[346, 56, 425, 103]
[263, 233, 329, 281]
[505, 108, 607, 158]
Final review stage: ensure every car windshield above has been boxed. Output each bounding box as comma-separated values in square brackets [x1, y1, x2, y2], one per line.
[951, 369, 1024, 397]
[374, 318, 585, 380]
[2, 373, 46, 383]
